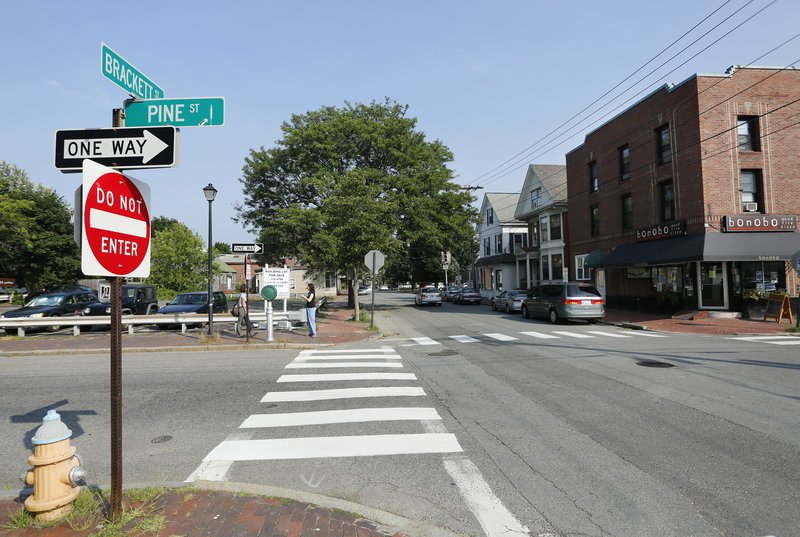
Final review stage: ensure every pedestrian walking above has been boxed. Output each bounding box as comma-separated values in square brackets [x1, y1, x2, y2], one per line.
[304, 283, 317, 337]
[235, 284, 252, 337]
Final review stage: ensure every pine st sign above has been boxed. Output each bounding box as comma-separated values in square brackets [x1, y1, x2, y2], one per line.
[124, 97, 225, 128]
[55, 126, 179, 172]
[81, 160, 151, 278]
[101, 43, 163, 100]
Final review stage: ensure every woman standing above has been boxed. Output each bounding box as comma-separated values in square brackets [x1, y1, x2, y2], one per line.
[304, 283, 317, 337]
[235, 284, 252, 337]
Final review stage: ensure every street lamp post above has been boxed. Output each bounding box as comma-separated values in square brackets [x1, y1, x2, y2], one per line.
[203, 183, 217, 335]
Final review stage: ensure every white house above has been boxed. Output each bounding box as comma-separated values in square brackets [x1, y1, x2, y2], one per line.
[474, 193, 528, 298]
[513, 164, 568, 289]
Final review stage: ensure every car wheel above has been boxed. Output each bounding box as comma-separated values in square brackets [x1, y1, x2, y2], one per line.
[587, 319, 598, 324]
[491, 302, 496, 311]
[46, 315, 62, 332]
[548, 308, 560, 324]
[437, 302, 442, 307]
[505, 304, 511, 313]
[522, 305, 529, 319]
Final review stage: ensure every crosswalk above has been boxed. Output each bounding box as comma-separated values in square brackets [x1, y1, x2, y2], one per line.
[405, 328, 668, 347]
[187, 346, 531, 536]
[726, 335, 800, 346]
[189, 346, 463, 471]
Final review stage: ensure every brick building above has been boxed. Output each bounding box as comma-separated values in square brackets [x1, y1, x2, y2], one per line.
[566, 65, 800, 313]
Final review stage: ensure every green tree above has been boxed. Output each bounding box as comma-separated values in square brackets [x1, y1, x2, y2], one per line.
[0, 161, 80, 291]
[213, 241, 231, 255]
[145, 221, 207, 298]
[237, 99, 478, 317]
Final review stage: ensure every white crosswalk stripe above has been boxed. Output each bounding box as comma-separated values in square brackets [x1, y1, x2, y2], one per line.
[276, 372, 417, 383]
[520, 331, 559, 339]
[450, 334, 480, 343]
[261, 386, 426, 402]
[240, 407, 443, 428]
[586, 330, 632, 338]
[625, 331, 669, 337]
[411, 336, 440, 345]
[552, 331, 595, 338]
[727, 336, 800, 345]
[484, 332, 518, 341]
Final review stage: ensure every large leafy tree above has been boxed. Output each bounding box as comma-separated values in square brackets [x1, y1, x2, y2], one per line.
[145, 220, 207, 298]
[237, 99, 478, 316]
[0, 161, 80, 291]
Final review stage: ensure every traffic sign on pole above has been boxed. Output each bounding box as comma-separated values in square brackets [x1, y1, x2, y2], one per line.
[101, 43, 164, 100]
[55, 126, 179, 172]
[232, 243, 264, 254]
[81, 160, 151, 278]
[364, 250, 385, 272]
[124, 97, 225, 128]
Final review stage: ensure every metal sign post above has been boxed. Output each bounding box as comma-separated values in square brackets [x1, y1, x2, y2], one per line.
[364, 250, 385, 327]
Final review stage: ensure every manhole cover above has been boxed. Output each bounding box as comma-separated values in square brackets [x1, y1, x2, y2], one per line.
[151, 435, 173, 444]
[428, 350, 458, 356]
[636, 360, 674, 368]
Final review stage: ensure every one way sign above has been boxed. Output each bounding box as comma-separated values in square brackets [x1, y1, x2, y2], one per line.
[232, 243, 264, 254]
[54, 126, 180, 172]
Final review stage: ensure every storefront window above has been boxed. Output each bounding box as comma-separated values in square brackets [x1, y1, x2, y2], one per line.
[739, 261, 785, 296]
[651, 266, 681, 293]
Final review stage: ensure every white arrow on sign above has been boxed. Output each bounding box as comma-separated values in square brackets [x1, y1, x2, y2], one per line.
[232, 243, 264, 254]
[62, 130, 169, 164]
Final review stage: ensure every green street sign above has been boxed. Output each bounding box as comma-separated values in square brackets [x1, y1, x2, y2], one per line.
[101, 43, 163, 100]
[124, 97, 225, 128]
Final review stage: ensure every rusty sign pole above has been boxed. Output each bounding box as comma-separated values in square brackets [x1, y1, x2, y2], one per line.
[109, 108, 124, 520]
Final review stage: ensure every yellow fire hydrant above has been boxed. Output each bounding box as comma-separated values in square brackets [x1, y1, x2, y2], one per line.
[24, 410, 86, 522]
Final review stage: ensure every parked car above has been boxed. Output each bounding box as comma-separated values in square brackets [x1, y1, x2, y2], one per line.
[521, 282, 605, 324]
[453, 287, 481, 305]
[156, 291, 229, 328]
[357, 285, 372, 295]
[0, 290, 100, 333]
[414, 286, 442, 307]
[491, 289, 526, 313]
[379, 284, 389, 291]
[443, 286, 461, 301]
[80, 284, 159, 316]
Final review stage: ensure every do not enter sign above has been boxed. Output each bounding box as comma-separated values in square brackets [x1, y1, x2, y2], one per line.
[82, 159, 151, 277]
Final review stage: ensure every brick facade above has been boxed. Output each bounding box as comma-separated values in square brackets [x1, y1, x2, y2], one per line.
[566, 66, 800, 312]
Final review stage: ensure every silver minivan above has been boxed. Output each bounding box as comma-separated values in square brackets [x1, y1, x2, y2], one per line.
[521, 282, 605, 323]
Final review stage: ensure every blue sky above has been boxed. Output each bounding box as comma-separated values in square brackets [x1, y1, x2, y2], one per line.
[1, 1, 798, 246]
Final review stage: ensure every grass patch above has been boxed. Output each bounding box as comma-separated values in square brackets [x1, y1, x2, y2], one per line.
[786, 326, 800, 333]
[198, 331, 221, 344]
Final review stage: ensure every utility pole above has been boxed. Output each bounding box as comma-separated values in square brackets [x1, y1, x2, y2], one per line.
[460, 186, 483, 289]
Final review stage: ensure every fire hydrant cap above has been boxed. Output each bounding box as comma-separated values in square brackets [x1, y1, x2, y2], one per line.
[31, 410, 73, 445]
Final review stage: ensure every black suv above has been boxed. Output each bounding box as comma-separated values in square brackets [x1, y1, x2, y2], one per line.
[80, 284, 159, 316]
[0, 290, 100, 333]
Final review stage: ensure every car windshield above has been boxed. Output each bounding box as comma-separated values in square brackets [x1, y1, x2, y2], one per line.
[25, 295, 65, 307]
[421, 287, 438, 293]
[567, 285, 601, 298]
[122, 287, 137, 299]
[170, 293, 207, 305]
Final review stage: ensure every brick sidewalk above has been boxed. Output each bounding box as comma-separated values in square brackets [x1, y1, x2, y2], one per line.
[0, 488, 409, 537]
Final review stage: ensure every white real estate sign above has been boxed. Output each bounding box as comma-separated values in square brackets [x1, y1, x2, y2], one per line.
[263, 268, 291, 300]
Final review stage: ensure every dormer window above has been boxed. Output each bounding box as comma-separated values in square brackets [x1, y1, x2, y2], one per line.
[486, 208, 494, 225]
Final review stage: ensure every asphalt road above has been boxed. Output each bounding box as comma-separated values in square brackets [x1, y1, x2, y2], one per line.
[1, 291, 798, 537]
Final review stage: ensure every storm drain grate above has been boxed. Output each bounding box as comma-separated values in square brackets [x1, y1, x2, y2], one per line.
[428, 350, 459, 356]
[636, 360, 675, 368]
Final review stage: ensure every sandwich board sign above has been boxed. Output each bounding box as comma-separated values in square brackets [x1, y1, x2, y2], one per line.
[81, 160, 151, 278]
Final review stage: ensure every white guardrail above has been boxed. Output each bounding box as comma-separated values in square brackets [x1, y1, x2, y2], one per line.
[1, 297, 326, 338]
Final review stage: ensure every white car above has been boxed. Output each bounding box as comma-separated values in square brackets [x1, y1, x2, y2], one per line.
[357, 285, 372, 295]
[379, 284, 389, 291]
[414, 286, 442, 307]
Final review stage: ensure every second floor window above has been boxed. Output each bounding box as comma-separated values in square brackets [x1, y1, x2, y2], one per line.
[540, 216, 549, 242]
[741, 170, 763, 212]
[550, 214, 562, 240]
[589, 161, 598, 192]
[621, 193, 633, 230]
[738, 116, 760, 152]
[619, 144, 630, 180]
[656, 125, 671, 165]
[484, 238, 490, 256]
[660, 180, 675, 221]
[486, 208, 494, 225]
[590, 205, 600, 237]
[512, 233, 528, 252]
[495, 234, 503, 254]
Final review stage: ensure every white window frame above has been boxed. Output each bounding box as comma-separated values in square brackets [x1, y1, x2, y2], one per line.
[575, 254, 590, 281]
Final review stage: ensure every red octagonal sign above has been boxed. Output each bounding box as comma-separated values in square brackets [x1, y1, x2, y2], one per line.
[82, 160, 151, 277]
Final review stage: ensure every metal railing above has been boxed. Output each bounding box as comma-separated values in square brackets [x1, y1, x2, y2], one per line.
[1, 297, 326, 337]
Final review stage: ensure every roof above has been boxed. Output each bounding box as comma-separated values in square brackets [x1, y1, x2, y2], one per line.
[213, 259, 237, 273]
[514, 164, 567, 220]
[483, 193, 524, 225]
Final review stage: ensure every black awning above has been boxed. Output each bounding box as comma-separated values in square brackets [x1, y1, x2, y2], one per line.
[703, 231, 800, 261]
[600, 232, 800, 267]
[474, 253, 517, 268]
[583, 249, 607, 268]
